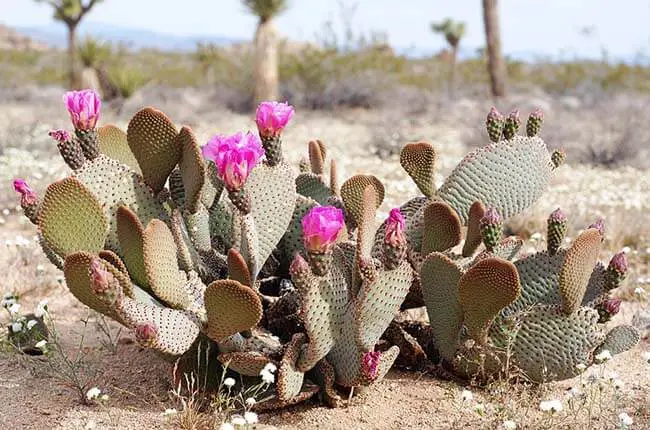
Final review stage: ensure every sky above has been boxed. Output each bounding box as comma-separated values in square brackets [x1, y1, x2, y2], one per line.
[2, 0, 649, 59]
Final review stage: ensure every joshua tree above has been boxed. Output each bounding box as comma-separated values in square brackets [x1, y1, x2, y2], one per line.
[243, 0, 288, 106]
[430, 18, 466, 98]
[35, 0, 103, 89]
[482, 0, 507, 97]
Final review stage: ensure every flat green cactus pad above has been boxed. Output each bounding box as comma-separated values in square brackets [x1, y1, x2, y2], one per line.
[39, 177, 108, 257]
[509, 305, 604, 382]
[97, 125, 142, 174]
[400, 141, 437, 198]
[340, 174, 384, 229]
[204, 279, 263, 342]
[559, 228, 602, 314]
[296, 172, 332, 204]
[421, 200, 462, 254]
[142, 219, 190, 309]
[462, 201, 486, 257]
[177, 126, 205, 214]
[594, 325, 640, 357]
[126, 107, 180, 193]
[74, 155, 168, 254]
[278, 333, 307, 401]
[507, 250, 564, 315]
[227, 248, 252, 288]
[420, 252, 463, 362]
[437, 136, 553, 223]
[116, 206, 149, 288]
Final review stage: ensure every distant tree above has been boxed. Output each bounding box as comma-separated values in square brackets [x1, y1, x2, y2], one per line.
[35, 0, 103, 89]
[482, 0, 507, 97]
[243, 0, 288, 106]
[430, 18, 466, 98]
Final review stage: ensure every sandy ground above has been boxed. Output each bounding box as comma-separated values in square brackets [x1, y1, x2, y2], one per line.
[1, 89, 649, 429]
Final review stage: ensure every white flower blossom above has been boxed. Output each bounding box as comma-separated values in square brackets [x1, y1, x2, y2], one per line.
[244, 411, 258, 424]
[622, 246, 631, 254]
[219, 423, 235, 430]
[575, 363, 587, 371]
[619, 412, 633, 426]
[245, 397, 256, 407]
[26, 320, 38, 330]
[595, 349, 612, 362]
[11, 321, 22, 333]
[223, 377, 236, 388]
[634, 287, 645, 296]
[35, 340, 47, 350]
[86, 387, 101, 400]
[565, 387, 581, 398]
[460, 389, 473, 402]
[1, 296, 16, 308]
[260, 362, 277, 384]
[230, 415, 246, 426]
[502, 420, 516, 430]
[100, 394, 109, 401]
[642, 351, 650, 363]
[35, 300, 49, 318]
[162, 408, 177, 417]
[539, 399, 563, 413]
[8, 303, 21, 315]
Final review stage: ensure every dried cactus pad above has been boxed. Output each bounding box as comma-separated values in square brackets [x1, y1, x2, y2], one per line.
[177, 126, 205, 214]
[142, 219, 190, 309]
[594, 325, 640, 357]
[421, 201, 462, 254]
[559, 228, 602, 315]
[509, 306, 604, 382]
[278, 333, 308, 401]
[458, 257, 520, 344]
[39, 177, 108, 256]
[420, 252, 463, 362]
[340, 175, 385, 228]
[97, 125, 142, 174]
[437, 136, 553, 223]
[400, 141, 437, 198]
[204, 279, 263, 342]
[126, 107, 180, 193]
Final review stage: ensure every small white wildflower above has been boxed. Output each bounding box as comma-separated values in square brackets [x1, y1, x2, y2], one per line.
[35, 300, 49, 318]
[2, 209, 9, 216]
[223, 377, 236, 387]
[162, 408, 177, 417]
[244, 411, 258, 424]
[35, 340, 47, 350]
[260, 362, 277, 384]
[502, 420, 516, 430]
[1, 296, 16, 308]
[460, 389, 473, 402]
[11, 321, 23, 333]
[100, 394, 109, 401]
[539, 399, 563, 413]
[642, 351, 650, 363]
[622, 246, 631, 254]
[565, 387, 581, 398]
[26, 320, 38, 330]
[576, 363, 587, 371]
[595, 349, 612, 362]
[36, 264, 45, 273]
[245, 397, 256, 407]
[263, 362, 277, 373]
[8, 303, 21, 315]
[634, 287, 645, 295]
[219, 423, 235, 430]
[530, 232, 542, 241]
[474, 403, 485, 415]
[86, 387, 101, 400]
[619, 412, 633, 426]
[230, 415, 246, 426]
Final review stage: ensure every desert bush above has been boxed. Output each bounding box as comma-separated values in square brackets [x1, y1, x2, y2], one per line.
[77, 36, 112, 68]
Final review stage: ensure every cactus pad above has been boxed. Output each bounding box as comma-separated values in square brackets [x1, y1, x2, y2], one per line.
[278, 333, 307, 401]
[559, 228, 602, 314]
[39, 178, 108, 256]
[204, 280, 263, 342]
[97, 124, 142, 174]
[116, 206, 149, 288]
[99, 249, 128, 274]
[126, 107, 180, 193]
[296, 173, 332, 204]
[177, 126, 205, 214]
[594, 325, 640, 357]
[308, 140, 326, 174]
[437, 136, 553, 223]
[400, 141, 437, 198]
[340, 175, 384, 228]
[421, 201, 462, 254]
[218, 351, 276, 376]
[227, 248, 252, 288]
[462, 201, 486, 257]
[459, 257, 520, 344]
[420, 252, 463, 362]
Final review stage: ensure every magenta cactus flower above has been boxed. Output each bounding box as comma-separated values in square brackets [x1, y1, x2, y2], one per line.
[202, 131, 265, 191]
[13, 179, 35, 199]
[63, 89, 101, 131]
[384, 208, 406, 247]
[603, 298, 621, 315]
[48, 129, 71, 144]
[605, 251, 629, 290]
[255, 101, 295, 138]
[588, 218, 605, 236]
[361, 351, 381, 380]
[301, 205, 345, 254]
[90, 259, 113, 295]
[135, 322, 158, 347]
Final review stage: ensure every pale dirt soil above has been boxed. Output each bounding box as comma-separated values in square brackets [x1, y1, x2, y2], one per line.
[1, 91, 649, 429]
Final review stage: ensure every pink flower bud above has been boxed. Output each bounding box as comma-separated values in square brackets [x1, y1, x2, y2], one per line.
[90, 258, 115, 298]
[603, 298, 621, 315]
[48, 129, 71, 144]
[135, 322, 158, 347]
[63, 89, 101, 131]
[608, 251, 628, 274]
[361, 351, 381, 380]
[301, 205, 345, 253]
[289, 253, 310, 277]
[384, 208, 406, 247]
[548, 207, 567, 223]
[202, 132, 264, 191]
[480, 207, 501, 227]
[588, 218, 605, 236]
[255, 101, 295, 138]
[13, 179, 34, 197]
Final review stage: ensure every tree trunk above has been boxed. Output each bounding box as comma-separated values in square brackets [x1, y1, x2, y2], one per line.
[253, 18, 279, 106]
[449, 45, 457, 99]
[482, 0, 507, 98]
[67, 23, 79, 89]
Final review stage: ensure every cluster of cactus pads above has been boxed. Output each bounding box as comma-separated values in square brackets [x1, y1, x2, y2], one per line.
[14, 92, 639, 409]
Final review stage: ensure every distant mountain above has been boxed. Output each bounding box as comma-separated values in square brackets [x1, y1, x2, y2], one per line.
[13, 21, 243, 51]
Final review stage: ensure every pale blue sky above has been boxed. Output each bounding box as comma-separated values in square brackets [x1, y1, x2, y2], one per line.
[2, 0, 649, 58]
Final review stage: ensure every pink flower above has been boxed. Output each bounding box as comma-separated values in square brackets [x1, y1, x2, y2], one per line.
[302, 205, 345, 253]
[255, 101, 295, 138]
[63, 89, 101, 130]
[90, 258, 113, 296]
[588, 218, 605, 236]
[202, 132, 264, 191]
[608, 251, 628, 274]
[48, 129, 71, 144]
[385, 208, 406, 247]
[603, 298, 621, 315]
[13, 179, 34, 197]
[361, 351, 381, 380]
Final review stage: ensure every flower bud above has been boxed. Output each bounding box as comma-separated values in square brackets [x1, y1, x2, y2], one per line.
[479, 207, 502, 250]
[605, 251, 628, 291]
[361, 351, 381, 381]
[135, 322, 158, 348]
[547, 207, 567, 255]
[503, 109, 521, 140]
[486, 107, 504, 143]
[526, 108, 544, 137]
